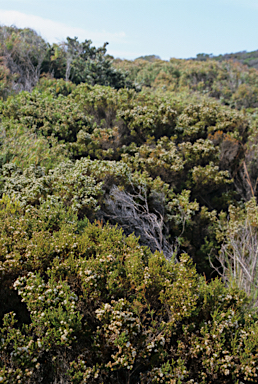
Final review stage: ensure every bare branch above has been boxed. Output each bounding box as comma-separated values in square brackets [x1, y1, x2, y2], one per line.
[211, 220, 258, 307]
[103, 185, 177, 260]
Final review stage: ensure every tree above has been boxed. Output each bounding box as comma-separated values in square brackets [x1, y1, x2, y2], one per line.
[49, 37, 130, 89]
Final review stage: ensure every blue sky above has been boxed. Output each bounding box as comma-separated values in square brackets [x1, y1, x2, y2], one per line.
[0, 0, 257, 60]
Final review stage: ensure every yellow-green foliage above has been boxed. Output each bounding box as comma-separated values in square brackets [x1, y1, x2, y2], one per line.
[0, 81, 253, 276]
[115, 57, 258, 109]
[0, 198, 258, 383]
[2, 26, 258, 384]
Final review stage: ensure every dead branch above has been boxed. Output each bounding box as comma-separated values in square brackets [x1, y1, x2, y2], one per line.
[103, 185, 177, 260]
[210, 220, 258, 307]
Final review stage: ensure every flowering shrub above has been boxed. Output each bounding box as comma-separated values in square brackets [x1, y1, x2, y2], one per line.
[2, 42, 258, 383]
[0, 80, 254, 278]
[0, 197, 258, 383]
[115, 56, 258, 109]
[14, 272, 81, 345]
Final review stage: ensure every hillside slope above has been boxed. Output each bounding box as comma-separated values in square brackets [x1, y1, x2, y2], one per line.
[1, 27, 258, 383]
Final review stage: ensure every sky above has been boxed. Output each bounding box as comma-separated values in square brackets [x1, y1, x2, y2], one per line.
[0, 0, 257, 60]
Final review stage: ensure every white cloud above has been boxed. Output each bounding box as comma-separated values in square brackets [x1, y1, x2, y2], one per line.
[0, 9, 126, 45]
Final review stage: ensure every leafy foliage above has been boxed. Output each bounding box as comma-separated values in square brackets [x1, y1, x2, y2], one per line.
[0, 79, 254, 276]
[0, 197, 258, 383]
[0, 26, 48, 93]
[0, 27, 130, 99]
[1, 24, 258, 383]
[115, 57, 258, 109]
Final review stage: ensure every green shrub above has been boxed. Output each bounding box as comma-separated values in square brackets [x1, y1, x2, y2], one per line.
[0, 198, 258, 383]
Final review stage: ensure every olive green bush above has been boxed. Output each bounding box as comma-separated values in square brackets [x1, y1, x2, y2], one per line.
[115, 57, 258, 109]
[0, 197, 258, 383]
[0, 35, 258, 384]
[0, 81, 254, 276]
[2, 26, 258, 383]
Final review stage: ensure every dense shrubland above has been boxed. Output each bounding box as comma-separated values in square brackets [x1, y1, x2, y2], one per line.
[114, 58, 258, 110]
[1, 197, 258, 383]
[210, 50, 258, 70]
[0, 26, 130, 97]
[1, 26, 258, 383]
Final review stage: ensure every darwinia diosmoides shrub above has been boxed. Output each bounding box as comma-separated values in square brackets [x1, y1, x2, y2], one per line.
[0, 197, 258, 383]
